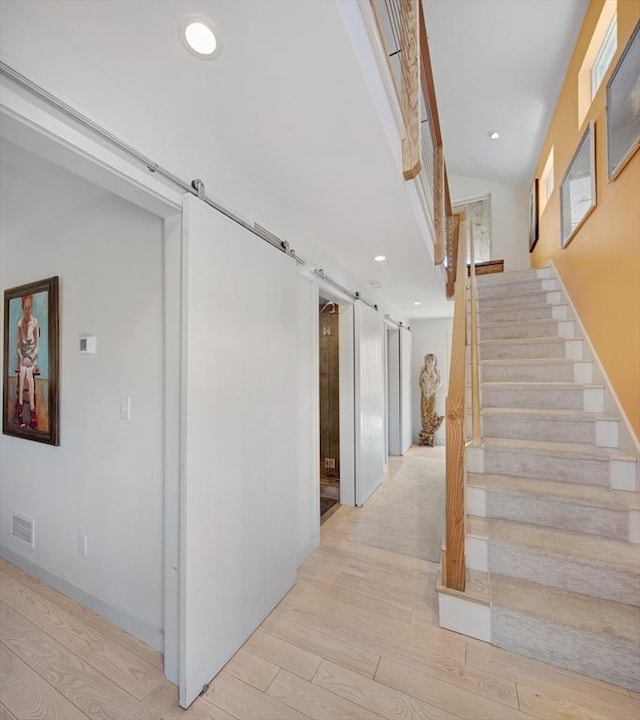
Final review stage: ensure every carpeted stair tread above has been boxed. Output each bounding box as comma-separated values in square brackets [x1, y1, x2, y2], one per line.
[488, 518, 640, 571]
[479, 436, 636, 462]
[480, 406, 616, 420]
[468, 472, 640, 510]
[490, 574, 640, 646]
[476, 287, 559, 302]
[477, 335, 573, 347]
[478, 317, 569, 330]
[475, 267, 551, 285]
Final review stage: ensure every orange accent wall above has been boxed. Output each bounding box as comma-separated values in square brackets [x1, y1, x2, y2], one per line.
[531, 0, 640, 440]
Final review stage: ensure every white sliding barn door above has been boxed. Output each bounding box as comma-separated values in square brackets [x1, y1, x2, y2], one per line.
[399, 327, 413, 454]
[387, 327, 401, 456]
[354, 301, 386, 505]
[179, 196, 297, 707]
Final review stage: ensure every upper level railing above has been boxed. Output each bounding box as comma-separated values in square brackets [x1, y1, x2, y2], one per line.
[370, 0, 451, 270]
[368, 1, 480, 593]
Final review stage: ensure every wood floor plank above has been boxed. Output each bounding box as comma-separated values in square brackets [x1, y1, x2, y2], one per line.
[0, 560, 162, 672]
[272, 600, 466, 675]
[128, 680, 178, 720]
[375, 655, 529, 720]
[267, 668, 383, 720]
[0, 704, 17, 720]
[319, 536, 433, 575]
[242, 630, 321, 681]
[0, 643, 88, 720]
[260, 613, 380, 678]
[312, 660, 461, 720]
[0, 602, 140, 720]
[222, 648, 279, 692]
[373, 643, 519, 709]
[0, 571, 162, 700]
[278, 582, 467, 663]
[162, 698, 236, 720]
[298, 575, 413, 622]
[204, 672, 310, 719]
[466, 641, 640, 718]
[516, 683, 618, 720]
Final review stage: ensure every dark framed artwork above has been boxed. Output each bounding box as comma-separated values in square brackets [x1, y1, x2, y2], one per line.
[560, 122, 596, 248]
[528, 178, 539, 252]
[3, 276, 60, 445]
[606, 21, 640, 180]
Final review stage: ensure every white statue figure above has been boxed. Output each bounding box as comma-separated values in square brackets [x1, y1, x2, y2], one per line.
[418, 353, 444, 446]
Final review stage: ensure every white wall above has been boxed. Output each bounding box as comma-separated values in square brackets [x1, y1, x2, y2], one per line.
[410, 318, 453, 446]
[449, 173, 530, 272]
[0, 142, 164, 647]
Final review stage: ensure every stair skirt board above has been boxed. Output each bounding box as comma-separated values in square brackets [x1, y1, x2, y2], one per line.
[444, 265, 640, 691]
[491, 608, 640, 692]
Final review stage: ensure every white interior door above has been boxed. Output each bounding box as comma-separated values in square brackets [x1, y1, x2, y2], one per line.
[354, 301, 386, 505]
[179, 195, 298, 707]
[399, 327, 413, 454]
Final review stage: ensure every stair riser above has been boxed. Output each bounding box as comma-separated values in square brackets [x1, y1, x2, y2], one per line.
[480, 363, 578, 382]
[481, 386, 600, 411]
[476, 269, 552, 286]
[486, 491, 628, 539]
[481, 416, 613, 445]
[488, 541, 640, 606]
[477, 290, 563, 309]
[476, 305, 559, 323]
[483, 450, 611, 486]
[479, 341, 567, 361]
[477, 279, 556, 297]
[491, 610, 640, 692]
[478, 321, 573, 341]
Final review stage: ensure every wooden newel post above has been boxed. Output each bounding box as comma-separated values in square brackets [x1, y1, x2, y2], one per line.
[444, 395, 466, 591]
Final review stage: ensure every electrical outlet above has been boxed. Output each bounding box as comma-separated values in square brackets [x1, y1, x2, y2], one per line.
[77, 533, 88, 556]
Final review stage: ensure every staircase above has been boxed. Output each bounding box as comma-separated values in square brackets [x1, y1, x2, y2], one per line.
[466, 266, 640, 692]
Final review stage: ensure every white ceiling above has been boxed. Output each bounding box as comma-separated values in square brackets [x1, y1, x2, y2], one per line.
[0, 0, 586, 321]
[423, 0, 588, 185]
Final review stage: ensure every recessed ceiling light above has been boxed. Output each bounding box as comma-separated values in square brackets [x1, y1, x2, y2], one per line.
[413, 301, 421, 306]
[374, 255, 386, 262]
[180, 15, 223, 60]
[488, 131, 500, 140]
[368, 281, 382, 289]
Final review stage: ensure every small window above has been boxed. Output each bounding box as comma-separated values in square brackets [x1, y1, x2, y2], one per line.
[592, 15, 617, 97]
[540, 147, 555, 214]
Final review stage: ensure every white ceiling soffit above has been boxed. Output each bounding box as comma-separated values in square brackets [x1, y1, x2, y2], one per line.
[0, 0, 455, 320]
[423, 0, 588, 186]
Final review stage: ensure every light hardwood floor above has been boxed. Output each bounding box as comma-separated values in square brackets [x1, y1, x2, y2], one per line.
[1, 448, 639, 719]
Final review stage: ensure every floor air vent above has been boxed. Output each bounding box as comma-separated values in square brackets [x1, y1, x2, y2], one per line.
[12, 512, 34, 548]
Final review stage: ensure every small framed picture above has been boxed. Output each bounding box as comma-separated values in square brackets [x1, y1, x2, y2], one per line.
[560, 122, 596, 248]
[3, 276, 60, 445]
[529, 178, 539, 252]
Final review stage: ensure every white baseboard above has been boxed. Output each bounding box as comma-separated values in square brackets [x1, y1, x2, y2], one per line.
[0, 545, 164, 652]
[438, 592, 491, 642]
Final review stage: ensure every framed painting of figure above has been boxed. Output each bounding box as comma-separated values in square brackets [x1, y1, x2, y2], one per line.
[3, 276, 60, 445]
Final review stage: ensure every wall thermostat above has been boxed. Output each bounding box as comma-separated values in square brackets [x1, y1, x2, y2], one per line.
[79, 335, 96, 354]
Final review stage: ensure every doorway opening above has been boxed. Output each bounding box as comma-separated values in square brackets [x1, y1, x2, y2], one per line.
[319, 297, 340, 521]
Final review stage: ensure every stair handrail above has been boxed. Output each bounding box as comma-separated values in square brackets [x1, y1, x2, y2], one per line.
[469, 223, 481, 444]
[444, 218, 470, 591]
